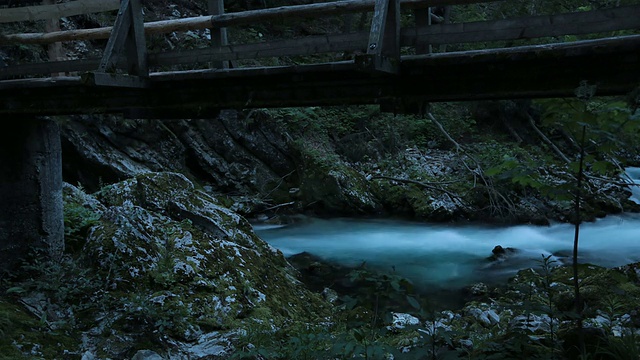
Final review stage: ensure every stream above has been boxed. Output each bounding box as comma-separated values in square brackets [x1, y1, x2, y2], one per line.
[254, 169, 640, 295]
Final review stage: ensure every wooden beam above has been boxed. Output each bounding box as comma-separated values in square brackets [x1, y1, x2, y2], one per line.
[0, 31, 367, 78]
[367, 0, 393, 54]
[357, 0, 401, 73]
[207, 0, 452, 28]
[90, 73, 149, 88]
[402, 34, 640, 62]
[99, 0, 133, 72]
[1, 26, 112, 44]
[402, 4, 640, 45]
[128, 0, 147, 77]
[208, 0, 228, 69]
[150, 31, 369, 66]
[0, 58, 100, 79]
[0, 0, 501, 45]
[0, 0, 120, 23]
[96, 0, 148, 86]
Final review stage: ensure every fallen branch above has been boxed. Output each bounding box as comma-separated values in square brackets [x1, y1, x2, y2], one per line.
[527, 113, 571, 164]
[502, 117, 523, 143]
[261, 201, 296, 212]
[262, 169, 296, 199]
[427, 112, 516, 217]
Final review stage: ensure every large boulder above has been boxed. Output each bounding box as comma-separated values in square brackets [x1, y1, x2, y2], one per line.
[60, 172, 328, 358]
[299, 165, 382, 215]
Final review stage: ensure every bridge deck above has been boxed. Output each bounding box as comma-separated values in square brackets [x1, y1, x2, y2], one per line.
[1, 35, 639, 117]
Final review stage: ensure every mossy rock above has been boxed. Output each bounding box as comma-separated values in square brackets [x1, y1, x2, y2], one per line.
[373, 181, 465, 221]
[16, 172, 332, 358]
[299, 160, 382, 215]
[0, 297, 77, 359]
[505, 263, 640, 316]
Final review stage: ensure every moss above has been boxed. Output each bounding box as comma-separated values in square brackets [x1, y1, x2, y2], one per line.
[297, 150, 381, 215]
[0, 297, 78, 359]
[74, 172, 331, 354]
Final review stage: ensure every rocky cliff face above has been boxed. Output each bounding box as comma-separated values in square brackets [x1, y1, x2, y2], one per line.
[59, 111, 389, 219]
[58, 108, 639, 225]
[60, 111, 297, 209]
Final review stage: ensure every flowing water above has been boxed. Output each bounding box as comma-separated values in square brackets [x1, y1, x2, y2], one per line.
[254, 169, 640, 294]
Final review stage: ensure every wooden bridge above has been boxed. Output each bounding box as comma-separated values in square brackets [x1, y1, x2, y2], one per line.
[1, 0, 640, 117]
[1, 0, 640, 274]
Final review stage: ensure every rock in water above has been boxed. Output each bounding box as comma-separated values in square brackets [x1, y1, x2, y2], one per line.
[487, 245, 518, 261]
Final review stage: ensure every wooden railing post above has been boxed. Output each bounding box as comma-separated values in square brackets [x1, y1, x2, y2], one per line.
[439, 6, 451, 52]
[91, 0, 149, 87]
[414, 6, 431, 54]
[355, 0, 400, 74]
[208, 0, 229, 69]
[42, 0, 64, 77]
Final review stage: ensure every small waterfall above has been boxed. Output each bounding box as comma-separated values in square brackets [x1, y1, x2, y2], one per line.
[625, 167, 640, 204]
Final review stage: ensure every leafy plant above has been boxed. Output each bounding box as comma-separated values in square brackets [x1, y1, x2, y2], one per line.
[63, 198, 101, 253]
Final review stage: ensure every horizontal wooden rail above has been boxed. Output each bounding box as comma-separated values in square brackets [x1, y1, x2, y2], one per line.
[402, 4, 640, 45]
[0, 0, 501, 45]
[207, 0, 494, 27]
[150, 32, 369, 66]
[0, 32, 367, 79]
[0, 0, 119, 23]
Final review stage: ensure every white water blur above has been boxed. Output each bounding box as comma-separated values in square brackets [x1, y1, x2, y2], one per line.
[255, 214, 640, 291]
[625, 167, 640, 204]
[254, 168, 640, 292]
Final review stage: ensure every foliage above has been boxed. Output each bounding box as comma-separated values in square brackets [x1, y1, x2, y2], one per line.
[63, 189, 101, 253]
[0, 255, 91, 358]
[538, 95, 640, 163]
[231, 264, 423, 359]
[484, 84, 640, 216]
[597, 334, 640, 360]
[344, 264, 419, 316]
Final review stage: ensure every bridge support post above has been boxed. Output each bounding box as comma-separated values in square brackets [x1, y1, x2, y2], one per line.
[355, 0, 400, 74]
[0, 117, 64, 273]
[91, 0, 149, 88]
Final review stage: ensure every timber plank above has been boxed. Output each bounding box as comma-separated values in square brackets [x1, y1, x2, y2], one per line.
[149, 32, 368, 66]
[402, 4, 640, 45]
[0, 58, 100, 79]
[92, 73, 149, 88]
[0, 0, 119, 23]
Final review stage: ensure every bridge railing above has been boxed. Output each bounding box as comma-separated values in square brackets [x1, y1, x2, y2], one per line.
[1, 0, 640, 83]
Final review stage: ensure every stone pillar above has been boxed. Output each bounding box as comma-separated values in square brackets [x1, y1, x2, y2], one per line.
[0, 117, 64, 272]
